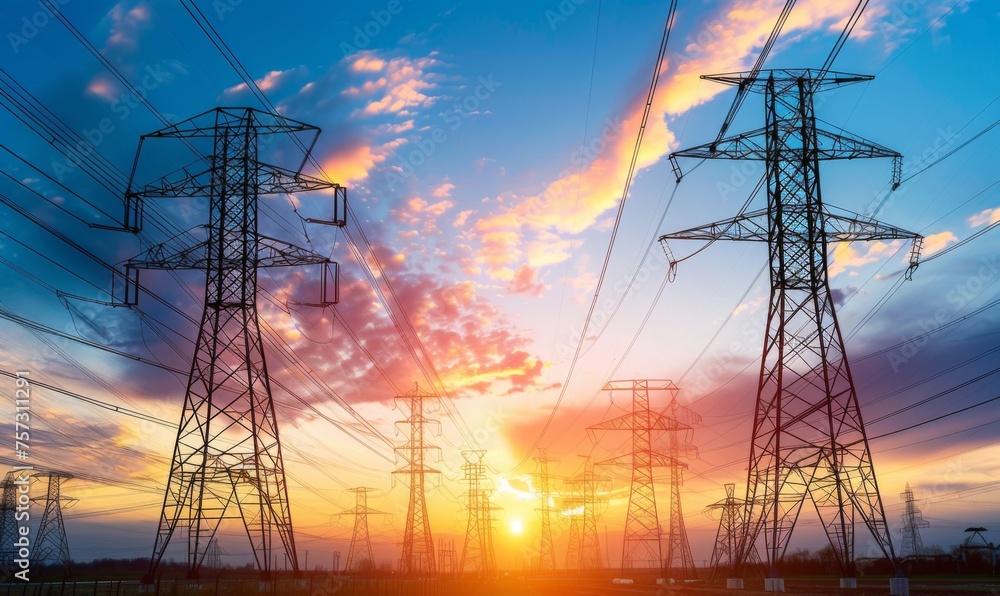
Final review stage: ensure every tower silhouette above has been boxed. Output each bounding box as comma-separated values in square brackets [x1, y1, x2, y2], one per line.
[663, 398, 700, 580]
[532, 451, 557, 571]
[898, 483, 929, 557]
[338, 488, 386, 573]
[0, 472, 18, 576]
[707, 483, 762, 581]
[564, 456, 609, 570]
[661, 69, 922, 581]
[459, 450, 496, 575]
[121, 108, 346, 581]
[394, 383, 440, 575]
[589, 380, 687, 571]
[31, 472, 75, 575]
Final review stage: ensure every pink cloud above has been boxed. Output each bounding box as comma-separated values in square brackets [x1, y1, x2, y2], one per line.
[968, 206, 1000, 227]
[103, 2, 150, 51]
[432, 181, 455, 198]
[469, 0, 883, 280]
[508, 264, 545, 297]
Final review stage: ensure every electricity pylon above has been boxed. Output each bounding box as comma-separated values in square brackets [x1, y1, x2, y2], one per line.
[571, 456, 610, 570]
[707, 483, 762, 580]
[121, 108, 346, 581]
[663, 398, 700, 580]
[532, 451, 558, 571]
[459, 450, 496, 576]
[204, 538, 225, 569]
[899, 484, 929, 557]
[31, 472, 75, 575]
[589, 380, 687, 572]
[0, 472, 18, 574]
[565, 503, 581, 570]
[437, 538, 457, 574]
[338, 488, 387, 573]
[661, 69, 922, 581]
[394, 383, 440, 575]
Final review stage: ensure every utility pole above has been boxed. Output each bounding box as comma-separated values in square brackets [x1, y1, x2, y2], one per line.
[394, 383, 440, 575]
[121, 108, 346, 582]
[661, 69, 921, 590]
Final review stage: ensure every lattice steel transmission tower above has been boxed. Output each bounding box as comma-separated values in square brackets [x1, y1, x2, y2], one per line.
[590, 380, 687, 571]
[120, 108, 346, 581]
[706, 483, 762, 581]
[394, 383, 440, 575]
[338, 488, 387, 572]
[31, 472, 75, 574]
[661, 69, 923, 581]
[565, 503, 581, 570]
[564, 456, 610, 570]
[0, 472, 17, 575]
[437, 538, 457, 574]
[663, 398, 700, 580]
[532, 451, 558, 571]
[204, 538, 225, 569]
[459, 450, 496, 575]
[899, 484, 929, 557]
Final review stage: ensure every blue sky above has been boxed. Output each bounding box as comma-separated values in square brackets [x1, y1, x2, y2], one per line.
[0, 0, 998, 570]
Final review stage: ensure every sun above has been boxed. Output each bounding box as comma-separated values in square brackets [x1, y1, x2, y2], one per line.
[509, 519, 524, 535]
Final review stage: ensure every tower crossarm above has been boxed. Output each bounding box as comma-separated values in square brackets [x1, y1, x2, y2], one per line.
[822, 210, 920, 242]
[659, 209, 770, 243]
[596, 450, 688, 469]
[128, 162, 340, 199]
[587, 411, 691, 433]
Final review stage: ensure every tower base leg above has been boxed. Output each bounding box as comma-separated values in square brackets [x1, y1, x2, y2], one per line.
[764, 577, 785, 592]
[890, 578, 910, 596]
[726, 578, 744, 589]
[839, 578, 857, 588]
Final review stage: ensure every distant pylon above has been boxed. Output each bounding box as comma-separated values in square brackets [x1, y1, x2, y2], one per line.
[565, 509, 581, 569]
[574, 456, 609, 570]
[899, 484, 929, 557]
[338, 488, 387, 572]
[0, 471, 18, 575]
[204, 538, 225, 569]
[589, 380, 687, 571]
[120, 108, 347, 581]
[394, 382, 440, 575]
[663, 398, 700, 580]
[532, 450, 557, 571]
[706, 483, 763, 580]
[459, 450, 496, 576]
[31, 472, 75, 575]
[437, 538, 457, 574]
[661, 70, 922, 579]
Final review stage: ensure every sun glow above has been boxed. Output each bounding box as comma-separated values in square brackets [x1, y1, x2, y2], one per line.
[509, 519, 524, 535]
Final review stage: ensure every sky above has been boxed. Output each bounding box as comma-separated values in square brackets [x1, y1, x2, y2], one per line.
[0, 0, 999, 573]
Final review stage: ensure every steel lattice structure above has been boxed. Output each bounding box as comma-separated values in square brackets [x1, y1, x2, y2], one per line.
[31, 472, 75, 575]
[564, 456, 609, 570]
[590, 380, 687, 572]
[459, 450, 496, 576]
[707, 483, 763, 580]
[661, 69, 922, 580]
[532, 451, 557, 572]
[437, 538, 457, 574]
[0, 472, 17, 576]
[663, 398, 700, 580]
[899, 484, 929, 557]
[121, 108, 346, 581]
[338, 488, 386, 573]
[393, 383, 440, 575]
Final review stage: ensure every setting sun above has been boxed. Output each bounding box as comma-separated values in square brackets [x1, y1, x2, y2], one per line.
[509, 519, 524, 535]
